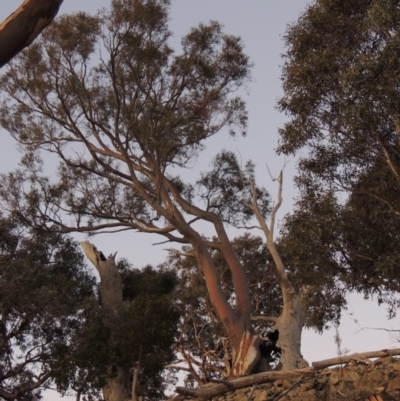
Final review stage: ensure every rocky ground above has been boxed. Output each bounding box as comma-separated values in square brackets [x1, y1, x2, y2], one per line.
[172, 357, 400, 401]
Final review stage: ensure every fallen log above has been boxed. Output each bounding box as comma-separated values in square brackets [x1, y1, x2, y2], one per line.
[175, 367, 315, 400]
[312, 348, 400, 370]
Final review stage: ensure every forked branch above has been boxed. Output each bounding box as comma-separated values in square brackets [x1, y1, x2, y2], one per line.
[244, 170, 294, 302]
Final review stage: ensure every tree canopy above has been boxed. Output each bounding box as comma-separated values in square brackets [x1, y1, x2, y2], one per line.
[3, 0, 400, 399]
[0, 217, 95, 400]
[278, 0, 400, 312]
[0, 0, 315, 384]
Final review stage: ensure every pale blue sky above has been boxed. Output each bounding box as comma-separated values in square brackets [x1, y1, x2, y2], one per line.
[0, 1, 397, 400]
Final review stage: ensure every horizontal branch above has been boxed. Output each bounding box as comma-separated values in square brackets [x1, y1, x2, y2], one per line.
[251, 315, 278, 324]
[164, 365, 193, 373]
[174, 367, 315, 400]
[312, 348, 400, 370]
[165, 248, 195, 257]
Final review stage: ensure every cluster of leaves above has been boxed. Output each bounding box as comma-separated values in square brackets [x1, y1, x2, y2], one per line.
[196, 151, 270, 225]
[0, 212, 179, 401]
[277, 0, 400, 314]
[0, 0, 252, 236]
[55, 263, 179, 401]
[117, 264, 179, 400]
[0, 217, 96, 400]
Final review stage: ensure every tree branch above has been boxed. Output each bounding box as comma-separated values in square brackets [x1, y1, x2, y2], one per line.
[251, 315, 278, 324]
[174, 367, 315, 400]
[0, 0, 63, 68]
[312, 348, 400, 370]
[247, 174, 294, 305]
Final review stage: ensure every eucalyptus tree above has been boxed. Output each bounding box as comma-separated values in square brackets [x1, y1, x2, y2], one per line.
[277, 0, 400, 309]
[58, 246, 179, 401]
[166, 234, 282, 385]
[0, 0, 309, 376]
[0, 217, 96, 400]
[0, 218, 178, 401]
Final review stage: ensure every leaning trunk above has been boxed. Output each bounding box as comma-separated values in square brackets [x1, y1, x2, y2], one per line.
[80, 242, 128, 401]
[192, 236, 260, 377]
[0, 0, 63, 68]
[275, 293, 308, 370]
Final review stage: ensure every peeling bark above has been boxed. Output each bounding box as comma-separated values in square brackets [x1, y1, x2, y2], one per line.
[232, 330, 260, 376]
[0, 0, 63, 68]
[80, 241, 128, 401]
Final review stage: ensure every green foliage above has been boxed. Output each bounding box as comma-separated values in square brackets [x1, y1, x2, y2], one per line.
[0, 217, 96, 400]
[278, 0, 400, 314]
[197, 151, 270, 225]
[121, 264, 177, 300]
[0, 0, 251, 237]
[278, 0, 400, 191]
[58, 265, 179, 401]
[279, 192, 348, 331]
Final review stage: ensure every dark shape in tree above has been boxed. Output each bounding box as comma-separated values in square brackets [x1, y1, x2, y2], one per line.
[259, 330, 281, 367]
[0, 0, 63, 68]
[165, 234, 282, 385]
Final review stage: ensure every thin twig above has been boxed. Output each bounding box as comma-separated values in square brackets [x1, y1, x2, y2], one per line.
[356, 327, 400, 333]
[165, 248, 195, 257]
[247, 384, 257, 401]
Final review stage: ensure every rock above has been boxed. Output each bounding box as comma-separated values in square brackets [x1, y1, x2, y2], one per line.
[387, 377, 400, 392]
[193, 357, 400, 401]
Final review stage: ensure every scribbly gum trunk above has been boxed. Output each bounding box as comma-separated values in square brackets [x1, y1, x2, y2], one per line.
[231, 330, 260, 376]
[103, 372, 128, 401]
[275, 293, 308, 370]
[80, 242, 129, 401]
[247, 172, 309, 372]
